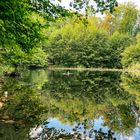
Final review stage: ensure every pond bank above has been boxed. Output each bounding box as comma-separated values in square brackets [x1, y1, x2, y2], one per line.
[48, 67, 140, 72]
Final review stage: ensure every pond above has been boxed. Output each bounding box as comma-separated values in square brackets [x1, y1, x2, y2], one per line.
[0, 69, 140, 140]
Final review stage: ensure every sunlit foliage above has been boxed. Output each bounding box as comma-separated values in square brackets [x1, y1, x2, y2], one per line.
[46, 17, 133, 68]
[121, 33, 140, 68]
[102, 3, 139, 36]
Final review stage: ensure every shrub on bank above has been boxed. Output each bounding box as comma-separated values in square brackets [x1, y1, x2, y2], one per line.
[121, 33, 140, 69]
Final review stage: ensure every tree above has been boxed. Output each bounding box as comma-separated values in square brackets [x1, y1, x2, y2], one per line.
[100, 13, 114, 34]
[102, 3, 139, 36]
[27, 47, 48, 68]
[0, 0, 74, 71]
[31, 0, 76, 20]
[121, 44, 140, 68]
[45, 17, 134, 68]
[0, 0, 44, 51]
[109, 32, 134, 68]
[121, 33, 140, 68]
[46, 17, 110, 67]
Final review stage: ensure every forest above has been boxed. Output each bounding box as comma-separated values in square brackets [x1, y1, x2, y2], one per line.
[0, 0, 140, 73]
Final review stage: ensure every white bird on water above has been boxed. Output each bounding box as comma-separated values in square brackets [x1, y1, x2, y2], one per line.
[62, 71, 72, 76]
[4, 91, 8, 98]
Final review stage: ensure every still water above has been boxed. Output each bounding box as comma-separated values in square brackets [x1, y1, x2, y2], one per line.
[0, 69, 140, 140]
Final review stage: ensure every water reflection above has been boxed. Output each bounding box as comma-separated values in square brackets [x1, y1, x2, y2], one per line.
[29, 119, 116, 140]
[0, 70, 140, 139]
[121, 72, 140, 107]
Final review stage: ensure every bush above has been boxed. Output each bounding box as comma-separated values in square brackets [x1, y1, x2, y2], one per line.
[1, 44, 48, 70]
[109, 32, 134, 68]
[0, 44, 28, 69]
[28, 47, 48, 68]
[121, 44, 140, 68]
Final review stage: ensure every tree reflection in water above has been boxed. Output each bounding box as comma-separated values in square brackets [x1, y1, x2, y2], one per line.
[29, 121, 116, 140]
[0, 69, 140, 139]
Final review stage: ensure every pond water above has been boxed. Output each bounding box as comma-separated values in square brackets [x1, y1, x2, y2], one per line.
[0, 69, 140, 140]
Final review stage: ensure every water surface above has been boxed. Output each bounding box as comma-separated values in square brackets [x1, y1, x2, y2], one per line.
[0, 69, 140, 139]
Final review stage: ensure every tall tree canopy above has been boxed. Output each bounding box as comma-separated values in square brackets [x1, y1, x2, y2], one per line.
[0, 0, 73, 52]
[0, 0, 43, 52]
[0, 0, 74, 69]
[101, 3, 139, 35]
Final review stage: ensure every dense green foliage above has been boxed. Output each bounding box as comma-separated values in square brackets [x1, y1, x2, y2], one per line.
[102, 3, 139, 35]
[0, 1, 140, 70]
[113, 3, 138, 35]
[121, 34, 140, 68]
[0, 0, 44, 51]
[109, 32, 134, 68]
[43, 3, 139, 69]
[122, 44, 140, 68]
[0, 0, 75, 69]
[46, 18, 133, 68]
[0, 0, 45, 69]
[46, 18, 108, 67]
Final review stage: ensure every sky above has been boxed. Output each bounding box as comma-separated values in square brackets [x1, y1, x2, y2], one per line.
[52, 0, 140, 9]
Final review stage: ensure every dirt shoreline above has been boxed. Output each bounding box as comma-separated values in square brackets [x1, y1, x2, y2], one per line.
[48, 67, 140, 72]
